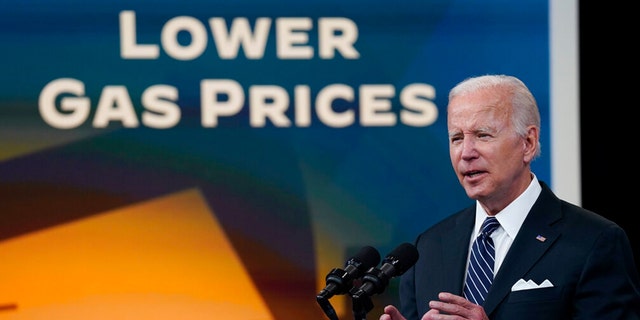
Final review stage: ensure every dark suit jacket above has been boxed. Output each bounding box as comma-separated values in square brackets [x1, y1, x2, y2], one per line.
[399, 181, 640, 319]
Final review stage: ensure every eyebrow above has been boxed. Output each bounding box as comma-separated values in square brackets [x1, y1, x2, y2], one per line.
[448, 126, 495, 137]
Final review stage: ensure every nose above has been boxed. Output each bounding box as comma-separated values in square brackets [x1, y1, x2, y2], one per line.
[460, 137, 478, 160]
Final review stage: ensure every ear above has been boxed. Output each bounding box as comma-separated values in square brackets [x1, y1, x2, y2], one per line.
[523, 125, 539, 162]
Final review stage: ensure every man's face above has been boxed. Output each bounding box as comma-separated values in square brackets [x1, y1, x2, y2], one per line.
[447, 88, 529, 212]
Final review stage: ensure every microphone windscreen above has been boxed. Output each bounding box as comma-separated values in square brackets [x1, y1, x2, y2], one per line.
[349, 245, 381, 269]
[384, 242, 419, 275]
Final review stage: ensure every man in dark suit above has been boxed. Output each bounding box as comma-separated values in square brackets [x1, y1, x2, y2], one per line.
[380, 74, 640, 320]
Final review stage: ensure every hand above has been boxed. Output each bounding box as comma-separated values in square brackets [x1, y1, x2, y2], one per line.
[423, 292, 489, 320]
[379, 305, 407, 320]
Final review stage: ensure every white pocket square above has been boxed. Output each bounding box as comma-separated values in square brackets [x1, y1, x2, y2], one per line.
[511, 279, 554, 291]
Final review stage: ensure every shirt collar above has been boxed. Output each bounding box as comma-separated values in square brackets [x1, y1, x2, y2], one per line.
[474, 174, 542, 238]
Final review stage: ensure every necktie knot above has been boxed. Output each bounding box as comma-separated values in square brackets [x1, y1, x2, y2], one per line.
[480, 216, 500, 238]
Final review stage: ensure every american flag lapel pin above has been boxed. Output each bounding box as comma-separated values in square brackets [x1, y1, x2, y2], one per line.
[536, 235, 546, 242]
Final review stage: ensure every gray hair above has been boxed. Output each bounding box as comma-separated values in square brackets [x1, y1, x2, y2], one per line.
[448, 74, 542, 159]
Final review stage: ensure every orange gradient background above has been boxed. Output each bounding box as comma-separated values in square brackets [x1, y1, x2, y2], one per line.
[0, 189, 276, 319]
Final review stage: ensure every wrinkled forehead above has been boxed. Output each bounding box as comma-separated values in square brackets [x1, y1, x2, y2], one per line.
[447, 90, 511, 132]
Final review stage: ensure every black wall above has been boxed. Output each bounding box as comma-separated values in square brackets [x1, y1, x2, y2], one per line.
[579, 3, 639, 269]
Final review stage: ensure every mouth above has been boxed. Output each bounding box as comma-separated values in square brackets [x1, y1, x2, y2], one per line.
[463, 170, 485, 178]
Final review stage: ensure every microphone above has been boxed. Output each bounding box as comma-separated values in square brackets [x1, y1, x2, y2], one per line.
[316, 245, 381, 300]
[350, 242, 419, 299]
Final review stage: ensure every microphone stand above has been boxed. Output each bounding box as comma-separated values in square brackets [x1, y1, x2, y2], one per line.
[351, 294, 373, 320]
[316, 290, 374, 320]
[316, 296, 340, 320]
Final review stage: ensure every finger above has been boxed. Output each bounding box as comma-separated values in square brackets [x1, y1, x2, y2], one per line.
[439, 292, 480, 309]
[422, 309, 440, 320]
[382, 305, 406, 320]
[429, 299, 469, 317]
[431, 293, 487, 319]
[438, 292, 469, 304]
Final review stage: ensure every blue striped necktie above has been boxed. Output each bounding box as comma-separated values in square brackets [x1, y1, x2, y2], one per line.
[464, 216, 500, 305]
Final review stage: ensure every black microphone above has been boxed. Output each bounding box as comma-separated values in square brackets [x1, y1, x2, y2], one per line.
[350, 242, 419, 299]
[316, 245, 381, 300]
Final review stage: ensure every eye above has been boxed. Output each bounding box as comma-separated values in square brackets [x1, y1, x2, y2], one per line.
[477, 131, 494, 140]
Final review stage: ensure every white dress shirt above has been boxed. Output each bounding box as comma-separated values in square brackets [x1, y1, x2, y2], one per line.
[467, 174, 542, 274]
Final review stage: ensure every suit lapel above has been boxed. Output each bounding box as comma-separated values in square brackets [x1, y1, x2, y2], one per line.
[482, 183, 563, 314]
[437, 207, 476, 295]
